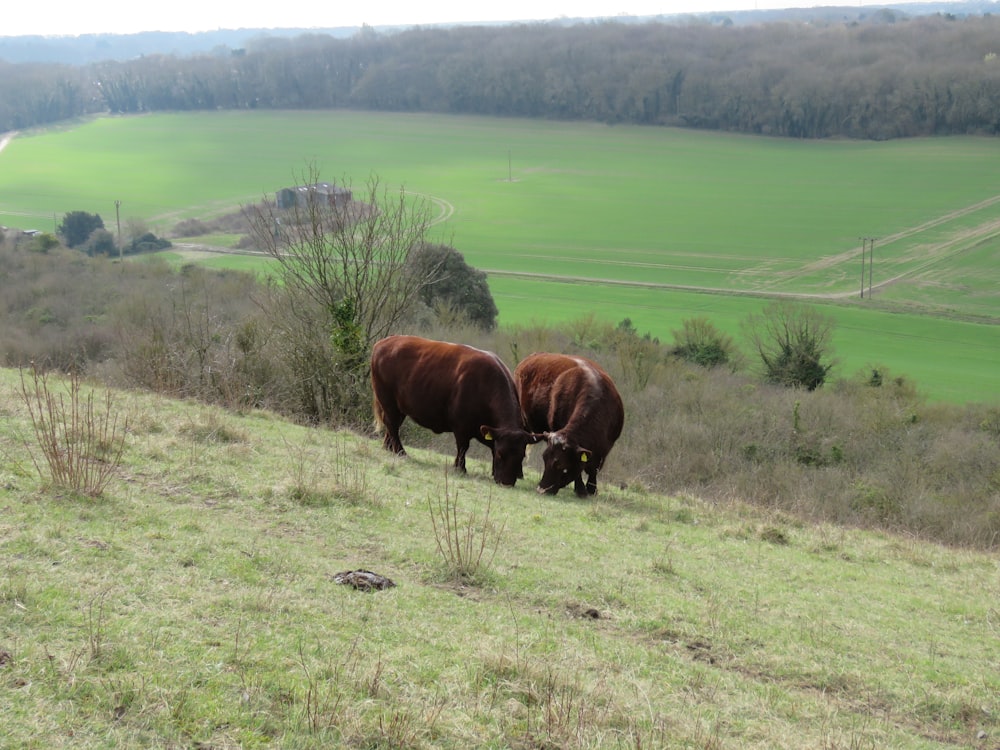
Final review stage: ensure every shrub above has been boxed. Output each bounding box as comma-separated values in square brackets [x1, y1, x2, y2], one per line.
[172, 218, 210, 237]
[980, 407, 1000, 440]
[671, 316, 739, 369]
[27, 232, 61, 253]
[850, 482, 902, 523]
[243, 168, 443, 425]
[19, 365, 129, 497]
[742, 301, 835, 390]
[1, 245, 998, 550]
[128, 232, 172, 254]
[108, 261, 273, 409]
[428, 472, 505, 582]
[610, 318, 663, 390]
[85, 228, 117, 256]
[58, 210, 104, 248]
[408, 243, 499, 330]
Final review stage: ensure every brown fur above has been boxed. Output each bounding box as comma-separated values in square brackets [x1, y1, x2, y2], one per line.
[371, 335, 540, 486]
[515, 353, 624, 496]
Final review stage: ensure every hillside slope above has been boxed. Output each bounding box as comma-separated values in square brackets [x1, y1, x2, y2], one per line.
[1, 368, 997, 748]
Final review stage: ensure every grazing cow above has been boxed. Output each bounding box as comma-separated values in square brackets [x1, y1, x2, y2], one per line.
[371, 335, 541, 486]
[514, 353, 624, 497]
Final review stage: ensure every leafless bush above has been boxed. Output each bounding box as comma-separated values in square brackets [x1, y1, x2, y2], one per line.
[428, 472, 506, 581]
[0, 244, 120, 369]
[109, 263, 277, 411]
[499, 323, 574, 367]
[246, 280, 372, 425]
[19, 365, 129, 497]
[172, 210, 251, 238]
[172, 218, 210, 237]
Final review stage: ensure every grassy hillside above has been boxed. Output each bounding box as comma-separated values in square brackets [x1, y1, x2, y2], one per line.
[1, 367, 997, 748]
[1, 111, 998, 403]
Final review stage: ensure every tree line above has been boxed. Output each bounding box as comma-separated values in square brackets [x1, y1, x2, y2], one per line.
[3, 12, 1000, 139]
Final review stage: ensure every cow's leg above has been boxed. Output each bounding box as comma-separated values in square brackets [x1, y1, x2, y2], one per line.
[585, 468, 598, 496]
[385, 428, 406, 455]
[372, 386, 407, 456]
[381, 409, 407, 455]
[453, 435, 470, 474]
[573, 474, 589, 497]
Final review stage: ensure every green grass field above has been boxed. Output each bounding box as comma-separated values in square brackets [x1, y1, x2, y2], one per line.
[1, 111, 997, 402]
[2, 368, 997, 748]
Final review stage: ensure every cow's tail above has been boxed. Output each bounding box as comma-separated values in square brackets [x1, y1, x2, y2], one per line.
[372, 393, 387, 435]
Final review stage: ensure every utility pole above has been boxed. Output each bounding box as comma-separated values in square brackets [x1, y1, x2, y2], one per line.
[859, 237, 866, 298]
[114, 200, 122, 264]
[868, 237, 875, 299]
[859, 237, 876, 299]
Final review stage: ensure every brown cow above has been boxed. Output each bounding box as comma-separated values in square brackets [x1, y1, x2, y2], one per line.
[371, 335, 541, 486]
[514, 352, 624, 497]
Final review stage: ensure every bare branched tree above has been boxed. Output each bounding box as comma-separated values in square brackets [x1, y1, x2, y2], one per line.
[242, 165, 445, 424]
[246, 166, 440, 349]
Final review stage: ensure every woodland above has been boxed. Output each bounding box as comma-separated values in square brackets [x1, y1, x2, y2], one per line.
[3, 10, 1000, 139]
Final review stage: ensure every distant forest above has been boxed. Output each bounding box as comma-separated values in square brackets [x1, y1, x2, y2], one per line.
[3, 10, 1000, 139]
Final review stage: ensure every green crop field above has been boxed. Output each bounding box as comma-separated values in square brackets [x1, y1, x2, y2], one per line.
[1, 111, 997, 403]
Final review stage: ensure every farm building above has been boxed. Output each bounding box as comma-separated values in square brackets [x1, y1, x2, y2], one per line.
[276, 182, 352, 210]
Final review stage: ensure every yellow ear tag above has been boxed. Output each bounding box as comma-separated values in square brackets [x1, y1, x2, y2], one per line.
[580, 453, 588, 463]
[484, 431, 493, 441]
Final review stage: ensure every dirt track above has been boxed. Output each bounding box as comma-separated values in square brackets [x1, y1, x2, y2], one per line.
[755, 192, 1000, 298]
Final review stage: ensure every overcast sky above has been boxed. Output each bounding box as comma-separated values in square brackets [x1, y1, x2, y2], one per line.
[1, 1, 949, 37]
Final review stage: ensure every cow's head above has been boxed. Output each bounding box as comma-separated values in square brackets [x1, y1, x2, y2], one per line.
[536, 432, 593, 495]
[480, 425, 544, 487]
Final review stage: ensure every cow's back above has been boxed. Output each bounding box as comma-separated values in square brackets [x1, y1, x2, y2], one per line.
[515, 353, 578, 433]
[515, 352, 624, 451]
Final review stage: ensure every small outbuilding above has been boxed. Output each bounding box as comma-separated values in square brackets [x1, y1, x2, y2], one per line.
[276, 182, 352, 210]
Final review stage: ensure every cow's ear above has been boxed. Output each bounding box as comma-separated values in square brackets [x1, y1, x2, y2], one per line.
[528, 432, 546, 444]
[578, 448, 593, 464]
[481, 425, 495, 442]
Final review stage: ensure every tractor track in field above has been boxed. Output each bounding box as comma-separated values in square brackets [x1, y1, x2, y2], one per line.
[797, 193, 1000, 276]
[172, 239, 859, 305]
[751, 193, 1000, 297]
[479, 268, 843, 301]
